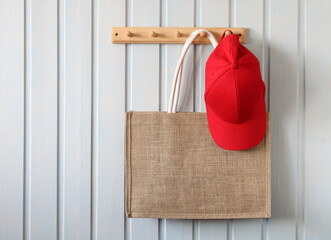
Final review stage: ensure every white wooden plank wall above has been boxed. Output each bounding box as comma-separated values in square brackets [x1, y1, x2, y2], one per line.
[0, 0, 330, 239]
[58, 0, 92, 239]
[305, 1, 331, 239]
[25, 0, 58, 239]
[268, 1, 299, 239]
[0, 1, 24, 239]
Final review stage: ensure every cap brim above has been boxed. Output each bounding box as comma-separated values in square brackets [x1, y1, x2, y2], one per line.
[206, 100, 266, 151]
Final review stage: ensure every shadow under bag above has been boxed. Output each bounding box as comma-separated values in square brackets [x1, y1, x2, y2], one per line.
[125, 29, 271, 219]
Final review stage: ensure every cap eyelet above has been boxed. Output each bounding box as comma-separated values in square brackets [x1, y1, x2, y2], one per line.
[231, 63, 238, 69]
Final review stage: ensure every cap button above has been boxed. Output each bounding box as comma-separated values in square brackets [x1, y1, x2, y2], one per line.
[231, 63, 238, 69]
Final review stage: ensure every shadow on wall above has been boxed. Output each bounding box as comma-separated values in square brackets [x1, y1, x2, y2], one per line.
[173, 35, 299, 228]
[269, 42, 298, 232]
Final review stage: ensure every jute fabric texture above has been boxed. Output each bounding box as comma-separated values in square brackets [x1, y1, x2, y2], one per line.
[125, 111, 271, 219]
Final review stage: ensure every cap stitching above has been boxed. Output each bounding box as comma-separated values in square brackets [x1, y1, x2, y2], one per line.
[237, 55, 257, 64]
[239, 63, 264, 80]
[233, 69, 240, 123]
[204, 67, 232, 101]
[232, 36, 240, 123]
[231, 33, 234, 63]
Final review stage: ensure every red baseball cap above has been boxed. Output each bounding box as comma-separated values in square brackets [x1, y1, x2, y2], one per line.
[204, 30, 266, 150]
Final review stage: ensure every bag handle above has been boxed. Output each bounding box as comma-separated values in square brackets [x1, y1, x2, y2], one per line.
[167, 29, 218, 113]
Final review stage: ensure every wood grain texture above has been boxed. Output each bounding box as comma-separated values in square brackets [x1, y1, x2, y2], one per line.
[305, 0, 331, 239]
[58, 0, 92, 239]
[125, 0, 160, 239]
[111, 27, 246, 44]
[24, 0, 58, 239]
[91, 0, 125, 239]
[268, 0, 299, 239]
[0, 1, 24, 239]
[195, 0, 230, 239]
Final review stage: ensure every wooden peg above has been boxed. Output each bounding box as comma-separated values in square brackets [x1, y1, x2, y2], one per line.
[224, 31, 231, 37]
[200, 31, 207, 38]
[151, 31, 157, 37]
[111, 27, 246, 44]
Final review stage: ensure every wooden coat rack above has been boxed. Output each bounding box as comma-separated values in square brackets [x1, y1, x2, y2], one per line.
[112, 27, 246, 44]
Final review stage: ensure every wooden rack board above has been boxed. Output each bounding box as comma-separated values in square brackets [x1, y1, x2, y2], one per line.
[112, 27, 246, 44]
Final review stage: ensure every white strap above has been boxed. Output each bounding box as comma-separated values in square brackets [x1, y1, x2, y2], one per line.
[167, 29, 218, 113]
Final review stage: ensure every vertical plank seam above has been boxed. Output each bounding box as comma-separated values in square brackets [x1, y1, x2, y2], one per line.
[124, 43, 129, 240]
[23, 0, 32, 238]
[157, 1, 161, 237]
[262, 0, 271, 238]
[194, 0, 201, 113]
[164, 0, 168, 111]
[124, 0, 128, 239]
[296, 0, 306, 239]
[124, 0, 132, 238]
[160, 0, 168, 113]
[192, 0, 198, 234]
[91, 0, 97, 239]
[158, 0, 162, 114]
[161, 0, 167, 238]
[193, 0, 200, 237]
[124, 43, 128, 240]
[158, 1, 162, 238]
[56, 0, 60, 239]
[157, 218, 162, 240]
[124, 0, 130, 237]
[192, 0, 196, 113]
[227, 220, 234, 240]
[262, 0, 271, 115]
[57, 0, 66, 238]
[159, 0, 167, 113]
[23, 0, 28, 238]
[229, 0, 235, 27]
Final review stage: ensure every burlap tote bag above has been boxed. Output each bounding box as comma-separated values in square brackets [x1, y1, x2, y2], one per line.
[125, 29, 271, 219]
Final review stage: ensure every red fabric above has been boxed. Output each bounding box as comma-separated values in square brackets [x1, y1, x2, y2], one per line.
[205, 32, 266, 150]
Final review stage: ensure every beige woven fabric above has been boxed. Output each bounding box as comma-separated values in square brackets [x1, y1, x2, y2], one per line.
[125, 111, 271, 219]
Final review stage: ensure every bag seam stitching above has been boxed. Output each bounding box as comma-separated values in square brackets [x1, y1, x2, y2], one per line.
[129, 212, 270, 218]
[126, 111, 132, 217]
[126, 112, 271, 219]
